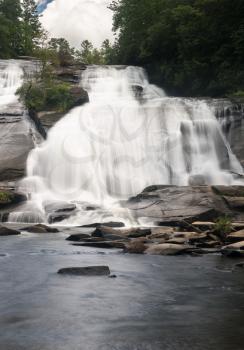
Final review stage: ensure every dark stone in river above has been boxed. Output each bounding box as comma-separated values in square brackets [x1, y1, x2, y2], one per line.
[21, 224, 59, 233]
[57, 266, 110, 276]
[79, 222, 125, 228]
[73, 241, 125, 249]
[66, 233, 91, 241]
[0, 226, 20, 236]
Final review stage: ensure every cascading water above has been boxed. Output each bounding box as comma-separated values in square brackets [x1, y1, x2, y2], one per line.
[12, 65, 244, 224]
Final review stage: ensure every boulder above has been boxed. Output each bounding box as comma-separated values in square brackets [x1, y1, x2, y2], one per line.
[226, 230, 244, 243]
[92, 225, 151, 239]
[0, 226, 20, 236]
[189, 233, 208, 244]
[221, 241, 244, 257]
[66, 233, 91, 242]
[145, 243, 190, 256]
[80, 222, 125, 228]
[124, 239, 147, 254]
[22, 224, 59, 233]
[73, 241, 125, 249]
[223, 196, 244, 210]
[57, 266, 110, 276]
[125, 186, 229, 226]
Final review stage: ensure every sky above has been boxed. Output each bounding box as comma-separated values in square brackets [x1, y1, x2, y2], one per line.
[36, 0, 114, 48]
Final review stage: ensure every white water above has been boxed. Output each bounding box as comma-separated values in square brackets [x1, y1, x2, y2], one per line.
[7, 65, 244, 224]
[0, 61, 23, 109]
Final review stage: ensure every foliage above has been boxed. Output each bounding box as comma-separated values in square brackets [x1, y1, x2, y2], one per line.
[213, 216, 232, 240]
[17, 78, 76, 113]
[0, 0, 42, 58]
[0, 191, 13, 203]
[77, 39, 114, 65]
[109, 0, 244, 97]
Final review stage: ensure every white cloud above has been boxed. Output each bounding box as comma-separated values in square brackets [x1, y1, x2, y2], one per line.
[40, 0, 114, 48]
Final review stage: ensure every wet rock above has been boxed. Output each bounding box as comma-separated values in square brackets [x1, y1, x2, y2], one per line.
[80, 222, 125, 228]
[221, 241, 244, 257]
[167, 237, 188, 244]
[126, 186, 228, 226]
[223, 196, 244, 210]
[45, 201, 77, 224]
[192, 221, 215, 230]
[226, 229, 244, 243]
[124, 239, 147, 254]
[212, 186, 244, 197]
[0, 226, 20, 236]
[66, 233, 91, 242]
[22, 224, 59, 233]
[73, 241, 125, 249]
[92, 225, 150, 239]
[189, 233, 208, 244]
[149, 227, 174, 240]
[58, 266, 110, 276]
[145, 243, 190, 256]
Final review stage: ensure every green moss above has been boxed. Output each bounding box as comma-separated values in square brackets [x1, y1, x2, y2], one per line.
[0, 191, 13, 204]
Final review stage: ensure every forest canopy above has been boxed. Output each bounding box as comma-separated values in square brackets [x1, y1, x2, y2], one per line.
[109, 0, 244, 97]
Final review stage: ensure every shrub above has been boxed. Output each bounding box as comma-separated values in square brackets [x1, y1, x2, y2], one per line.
[17, 80, 76, 113]
[0, 191, 13, 204]
[213, 216, 232, 241]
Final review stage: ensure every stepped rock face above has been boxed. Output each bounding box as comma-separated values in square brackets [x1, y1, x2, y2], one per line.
[212, 98, 244, 167]
[0, 60, 41, 181]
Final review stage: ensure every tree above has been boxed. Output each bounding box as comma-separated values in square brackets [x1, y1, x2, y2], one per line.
[48, 37, 75, 66]
[21, 0, 42, 55]
[0, 0, 22, 57]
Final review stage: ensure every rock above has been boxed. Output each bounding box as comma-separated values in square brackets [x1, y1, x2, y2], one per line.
[126, 186, 229, 226]
[21, 224, 59, 233]
[44, 201, 76, 213]
[221, 241, 244, 257]
[223, 196, 244, 210]
[212, 186, 244, 197]
[226, 230, 244, 243]
[57, 266, 110, 276]
[66, 233, 91, 242]
[80, 222, 125, 228]
[92, 225, 150, 239]
[0, 226, 20, 236]
[44, 201, 77, 224]
[195, 240, 221, 248]
[145, 243, 190, 256]
[149, 227, 174, 240]
[232, 222, 244, 230]
[73, 241, 125, 249]
[173, 232, 199, 239]
[167, 237, 188, 244]
[124, 239, 147, 254]
[192, 221, 215, 229]
[189, 233, 208, 244]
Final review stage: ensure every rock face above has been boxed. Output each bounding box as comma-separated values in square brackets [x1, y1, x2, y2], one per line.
[0, 60, 43, 181]
[57, 266, 110, 276]
[212, 98, 244, 166]
[125, 186, 231, 226]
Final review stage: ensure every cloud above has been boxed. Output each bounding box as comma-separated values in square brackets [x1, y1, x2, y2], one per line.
[40, 0, 114, 48]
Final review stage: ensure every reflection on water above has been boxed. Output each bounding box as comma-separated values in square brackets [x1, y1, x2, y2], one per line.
[0, 231, 244, 350]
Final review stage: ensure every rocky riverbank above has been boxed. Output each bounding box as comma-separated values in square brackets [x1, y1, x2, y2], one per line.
[2, 184, 244, 259]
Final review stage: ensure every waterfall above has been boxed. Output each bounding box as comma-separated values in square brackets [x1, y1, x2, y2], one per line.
[9, 65, 244, 224]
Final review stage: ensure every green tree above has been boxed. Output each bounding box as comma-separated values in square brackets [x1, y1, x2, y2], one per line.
[21, 0, 42, 55]
[0, 0, 22, 57]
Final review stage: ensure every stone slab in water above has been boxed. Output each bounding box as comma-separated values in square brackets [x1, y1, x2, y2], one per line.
[0, 226, 20, 236]
[57, 266, 110, 276]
